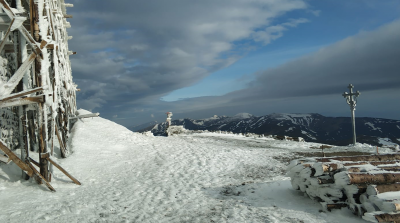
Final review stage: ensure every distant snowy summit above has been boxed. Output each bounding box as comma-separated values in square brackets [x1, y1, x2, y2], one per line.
[132, 113, 400, 147]
[192, 113, 255, 122]
[268, 113, 315, 119]
[233, 113, 255, 119]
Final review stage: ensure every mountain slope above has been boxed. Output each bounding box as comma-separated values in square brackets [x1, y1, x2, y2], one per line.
[142, 113, 400, 146]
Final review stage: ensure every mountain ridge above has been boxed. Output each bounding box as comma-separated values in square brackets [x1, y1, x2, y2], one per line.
[131, 113, 400, 147]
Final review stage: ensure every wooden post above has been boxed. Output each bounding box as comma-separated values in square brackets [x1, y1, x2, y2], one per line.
[19, 26, 31, 180]
[38, 102, 49, 181]
[28, 0, 50, 182]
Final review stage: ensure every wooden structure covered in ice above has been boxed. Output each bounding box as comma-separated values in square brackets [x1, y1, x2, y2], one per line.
[0, 0, 90, 191]
[166, 125, 187, 136]
[287, 154, 400, 222]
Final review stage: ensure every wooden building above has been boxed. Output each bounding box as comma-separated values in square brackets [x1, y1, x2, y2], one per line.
[0, 0, 81, 191]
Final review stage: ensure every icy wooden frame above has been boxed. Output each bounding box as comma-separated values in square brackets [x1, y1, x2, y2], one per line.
[0, 0, 79, 191]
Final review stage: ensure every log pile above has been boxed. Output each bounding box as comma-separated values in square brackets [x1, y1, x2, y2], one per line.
[287, 154, 400, 222]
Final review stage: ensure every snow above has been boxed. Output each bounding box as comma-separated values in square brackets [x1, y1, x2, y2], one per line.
[302, 130, 317, 140]
[233, 113, 254, 119]
[10, 16, 25, 31]
[364, 122, 382, 132]
[271, 113, 312, 119]
[0, 112, 374, 222]
[270, 113, 315, 126]
[282, 113, 313, 118]
[378, 138, 398, 146]
[375, 191, 400, 200]
[285, 127, 294, 132]
[203, 115, 220, 121]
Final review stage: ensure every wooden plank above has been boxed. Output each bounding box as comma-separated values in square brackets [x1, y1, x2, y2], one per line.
[48, 157, 81, 185]
[55, 123, 67, 158]
[0, 18, 14, 53]
[26, 161, 56, 192]
[0, 53, 36, 96]
[0, 95, 44, 108]
[0, 140, 33, 176]
[0, 86, 45, 102]
[69, 113, 99, 120]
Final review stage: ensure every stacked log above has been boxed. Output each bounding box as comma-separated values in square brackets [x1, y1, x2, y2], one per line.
[287, 154, 400, 222]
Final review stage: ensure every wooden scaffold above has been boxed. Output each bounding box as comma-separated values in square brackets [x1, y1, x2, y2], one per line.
[0, 0, 91, 191]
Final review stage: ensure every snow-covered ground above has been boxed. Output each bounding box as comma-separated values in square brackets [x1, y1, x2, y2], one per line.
[0, 112, 393, 223]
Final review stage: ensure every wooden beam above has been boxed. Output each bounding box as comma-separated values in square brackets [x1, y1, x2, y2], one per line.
[0, 140, 33, 176]
[69, 113, 99, 120]
[28, 157, 40, 167]
[0, 0, 42, 55]
[0, 95, 44, 108]
[26, 161, 56, 192]
[47, 157, 81, 185]
[0, 18, 14, 53]
[46, 44, 54, 49]
[0, 86, 45, 102]
[0, 0, 14, 17]
[55, 124, 67, 158]
[0, 53, 36, 96]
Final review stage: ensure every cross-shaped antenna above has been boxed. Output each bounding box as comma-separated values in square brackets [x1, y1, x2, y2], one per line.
[342, 84, 360, 145]
[342, 84, 360, 110]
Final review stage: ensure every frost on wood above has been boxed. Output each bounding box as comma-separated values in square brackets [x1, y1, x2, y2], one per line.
[0, 55, 19, 150]
[288, 154, 400, 222]
[0, 0, 81, 190]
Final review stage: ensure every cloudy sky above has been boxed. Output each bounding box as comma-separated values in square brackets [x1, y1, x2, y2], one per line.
[66, 0, 400, 128]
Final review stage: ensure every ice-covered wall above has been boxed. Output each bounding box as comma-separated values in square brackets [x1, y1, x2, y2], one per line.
[0, 55, 19, 150]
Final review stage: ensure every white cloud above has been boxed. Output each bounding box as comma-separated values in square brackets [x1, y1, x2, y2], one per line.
[67, 0, 316, 121]
[253, 18, 310, 45]
[309, 10, 321, 17]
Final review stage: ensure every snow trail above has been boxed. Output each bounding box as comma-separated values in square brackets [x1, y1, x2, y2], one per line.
[0, 116, 368, 222]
